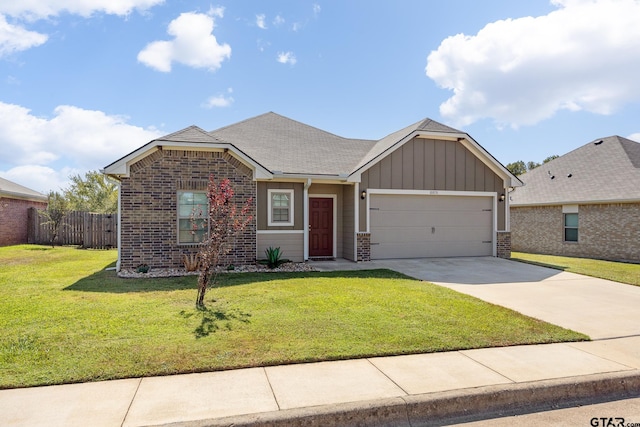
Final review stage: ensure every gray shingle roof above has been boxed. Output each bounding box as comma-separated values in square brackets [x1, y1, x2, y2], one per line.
[510, 136, 640, 206]
[0, 176, 47, 201]
[158, 125, 222, 144]
[209, 112, 376, 175]
[351, 118, 465, 173]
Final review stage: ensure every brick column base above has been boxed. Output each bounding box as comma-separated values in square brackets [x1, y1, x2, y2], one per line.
[497, 231, 511, 259]
[356, 232, 371, 262]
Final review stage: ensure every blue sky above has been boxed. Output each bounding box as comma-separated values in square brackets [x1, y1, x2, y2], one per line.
[1, 0, 639, 193]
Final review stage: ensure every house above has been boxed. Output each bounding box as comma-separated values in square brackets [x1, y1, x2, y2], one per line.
[0, 177, 48, 246]
[103, 112, 520, 271]
[510, 135, 640, 262]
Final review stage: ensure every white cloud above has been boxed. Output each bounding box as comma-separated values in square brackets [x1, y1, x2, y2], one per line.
[629, 133, 640, 143]
[203, 88, 234, 108]
[277, 51, 297, 65]
[426, 0, 640, 128]
[138, 11, 231, 72]
[292, 22, 302, 32]
[0, 0, 164, 20]
[273, 15, 285, 26]
[0, 0, 163, 56]
[313, 4, 321, 15]
[0, 101, 161, 193]
[0, 14, 47, 57]
[256, 14, 267, 29]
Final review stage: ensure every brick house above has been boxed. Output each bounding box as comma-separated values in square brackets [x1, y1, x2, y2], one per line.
[0, 177, 48, 246]
[510, 136, 640, 262]
[103, 113, 520, 271]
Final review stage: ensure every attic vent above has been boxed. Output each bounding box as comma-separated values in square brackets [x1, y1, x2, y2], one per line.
[594, 140, 603, 145]
[550, 175, 555, 179]
[567, 173, 573, 178]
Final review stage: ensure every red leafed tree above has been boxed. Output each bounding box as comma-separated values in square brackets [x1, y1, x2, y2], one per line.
[193, 175, 253, 308]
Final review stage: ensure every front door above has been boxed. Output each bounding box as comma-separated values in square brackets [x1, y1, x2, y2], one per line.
[309, 197, 333, 257]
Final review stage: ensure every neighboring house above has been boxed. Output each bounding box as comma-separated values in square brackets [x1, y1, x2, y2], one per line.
[510, 136, 640, 262]
[103, 112, 521, 271]
[0, 177, 48, 246]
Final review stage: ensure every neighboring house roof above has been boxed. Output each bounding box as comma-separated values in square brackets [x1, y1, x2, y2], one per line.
[510, 136, 640, 206]
[104, 112, 520, 186]
[0, 177, 48, 202]
[209, 112, 376, 176]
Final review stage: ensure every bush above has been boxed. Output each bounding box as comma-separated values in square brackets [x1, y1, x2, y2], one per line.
[259, 247, 290, 269]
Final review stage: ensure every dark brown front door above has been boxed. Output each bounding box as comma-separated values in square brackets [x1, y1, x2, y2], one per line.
[309, 197, 333, 257]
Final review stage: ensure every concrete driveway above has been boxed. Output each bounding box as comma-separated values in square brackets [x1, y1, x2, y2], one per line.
[313, 257, 640, 340]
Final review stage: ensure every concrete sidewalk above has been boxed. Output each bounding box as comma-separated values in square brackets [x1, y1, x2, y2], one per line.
[2, 337, 639, 426]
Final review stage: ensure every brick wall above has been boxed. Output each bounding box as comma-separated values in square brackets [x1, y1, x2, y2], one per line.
[0, 197, 47, 246]
[496, 231, 511, 259]
[119, 149, 256, 270]
[511, 203, 640, 262]
[356, 232, 370, 262]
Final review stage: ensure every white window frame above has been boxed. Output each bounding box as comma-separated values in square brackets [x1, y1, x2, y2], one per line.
[268, 189, 294, 227]
[177, 191, 208, 244]
[562, 205, 579, 243]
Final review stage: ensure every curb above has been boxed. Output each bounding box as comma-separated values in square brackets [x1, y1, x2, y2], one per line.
[160, 370, 640, 427]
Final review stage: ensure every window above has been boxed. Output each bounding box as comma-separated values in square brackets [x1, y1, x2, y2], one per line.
[564, 213, 578, 242]
[268, 189, 294, 226]
[178, 192, 208, 243]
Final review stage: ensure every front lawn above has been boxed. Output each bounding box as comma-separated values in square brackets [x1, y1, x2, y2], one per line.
[511, 252, 640, 286]
[0, 245, 587, 389]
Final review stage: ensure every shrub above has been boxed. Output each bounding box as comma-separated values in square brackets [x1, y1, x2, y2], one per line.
[260, 247, 290, 269]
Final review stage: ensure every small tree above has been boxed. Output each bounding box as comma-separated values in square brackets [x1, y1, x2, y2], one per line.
[194, 175, 253, 308]
[40, 191, 70, 246]
[64, 170, 118, 213]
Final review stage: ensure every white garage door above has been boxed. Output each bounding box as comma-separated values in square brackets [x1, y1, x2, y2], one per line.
[370, 194, 494, 259]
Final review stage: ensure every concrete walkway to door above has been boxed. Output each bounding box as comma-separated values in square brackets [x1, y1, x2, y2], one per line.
[311, 257, 640, 340]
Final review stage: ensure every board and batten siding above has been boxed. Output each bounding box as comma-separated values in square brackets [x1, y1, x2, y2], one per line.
[257, 182, 304, 231]
[257, 231, 304, 262]
[342, 185, 355, 261]
[359, 137, 506, 231]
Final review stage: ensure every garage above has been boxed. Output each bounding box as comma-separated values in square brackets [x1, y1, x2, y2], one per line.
[369, 193, 494, 259]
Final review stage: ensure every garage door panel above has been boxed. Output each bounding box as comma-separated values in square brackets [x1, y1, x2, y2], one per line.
[370, 194, 494, 259]
[371, 210, 491, 228]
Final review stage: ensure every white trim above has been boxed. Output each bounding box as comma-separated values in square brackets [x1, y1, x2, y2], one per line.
[354, 182, 360, 261]
[257, 230, 304, 235]
[366, 189, 497, 257]
[308, 194, 338, 258]
[103, 140, 272, 180]
[116, 181, 121, 272]
[562, 204, 579, 213]
[177, 190, 208, 245]
[348, 131, 521, 188]
[267, 189, 295, 227]
[303, 179, 311, 261]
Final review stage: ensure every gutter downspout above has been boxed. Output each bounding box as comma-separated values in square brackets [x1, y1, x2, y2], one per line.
[303, 178, 311, 261]
[116, 180, 122, 271]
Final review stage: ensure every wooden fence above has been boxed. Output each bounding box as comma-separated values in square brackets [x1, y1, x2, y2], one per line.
[28, 208, 118, 249]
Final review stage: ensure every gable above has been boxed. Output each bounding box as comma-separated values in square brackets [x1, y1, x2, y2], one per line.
[360, 136, 506, 192]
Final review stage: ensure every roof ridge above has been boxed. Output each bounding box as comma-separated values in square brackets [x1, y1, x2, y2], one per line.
[157, 125, 223, 143]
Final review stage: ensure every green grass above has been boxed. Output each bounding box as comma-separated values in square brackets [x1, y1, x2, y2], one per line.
[0, 245, 587, 389]
[511, 252, 640, 286]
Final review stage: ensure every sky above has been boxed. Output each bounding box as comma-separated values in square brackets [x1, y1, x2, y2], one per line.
[1, 0, 640, 194]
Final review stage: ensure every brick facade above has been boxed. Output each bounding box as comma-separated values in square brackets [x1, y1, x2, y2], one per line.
[496, 231, 511, 259]
[0, 197, 48, 246]
[511, 203, 640, 262]
[356, 232, 370, 262]
[119, 149, 256, 270]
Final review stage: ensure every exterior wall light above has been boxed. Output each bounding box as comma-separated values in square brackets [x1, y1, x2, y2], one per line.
[499, 193, 506, 202]
[361, 190, 366, 200]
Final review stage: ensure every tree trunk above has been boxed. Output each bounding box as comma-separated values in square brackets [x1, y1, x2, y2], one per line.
[196, 269, 210, 308]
